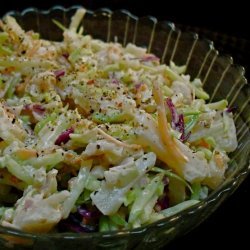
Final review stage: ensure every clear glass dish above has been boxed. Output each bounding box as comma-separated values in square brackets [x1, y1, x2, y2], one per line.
[0, 5, 249, 250]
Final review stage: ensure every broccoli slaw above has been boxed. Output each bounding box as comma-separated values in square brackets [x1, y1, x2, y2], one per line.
[0, 9, 237, 233]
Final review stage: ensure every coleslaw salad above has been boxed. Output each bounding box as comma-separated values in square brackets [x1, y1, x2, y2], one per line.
[0, 8, 237, 233]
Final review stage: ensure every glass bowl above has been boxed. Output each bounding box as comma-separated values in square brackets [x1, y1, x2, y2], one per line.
[0, 5, 249, 250]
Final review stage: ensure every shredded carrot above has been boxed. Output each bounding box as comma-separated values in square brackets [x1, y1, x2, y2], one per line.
[78, 64, 87, 72]
[14, 148, 37, 160]
[135, 83, 147, 106]
[63, 152, 82, 168]
[2, 66, 15, 74]
[191, 139, 210, 149]
[152, 80, 188, 173]
[214, 153, 224, 169]
[26, 40, 41, 57]
[198, 139, 210, 149]
[97, 128, 142, 150]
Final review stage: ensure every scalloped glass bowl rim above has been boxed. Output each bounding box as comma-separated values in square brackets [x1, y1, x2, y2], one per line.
[0, 5, 249, 240]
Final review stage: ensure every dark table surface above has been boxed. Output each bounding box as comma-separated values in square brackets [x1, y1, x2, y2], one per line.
[1, 1, 249, 249]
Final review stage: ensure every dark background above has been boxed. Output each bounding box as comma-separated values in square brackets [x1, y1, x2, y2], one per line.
[1, 1, 249, 249]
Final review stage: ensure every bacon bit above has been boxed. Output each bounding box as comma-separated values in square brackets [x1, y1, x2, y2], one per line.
[97, 128, 141, 149]
[55, 128, 74, 146]
[54, 69, 65, 79]
[87, 79, 95, 85]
